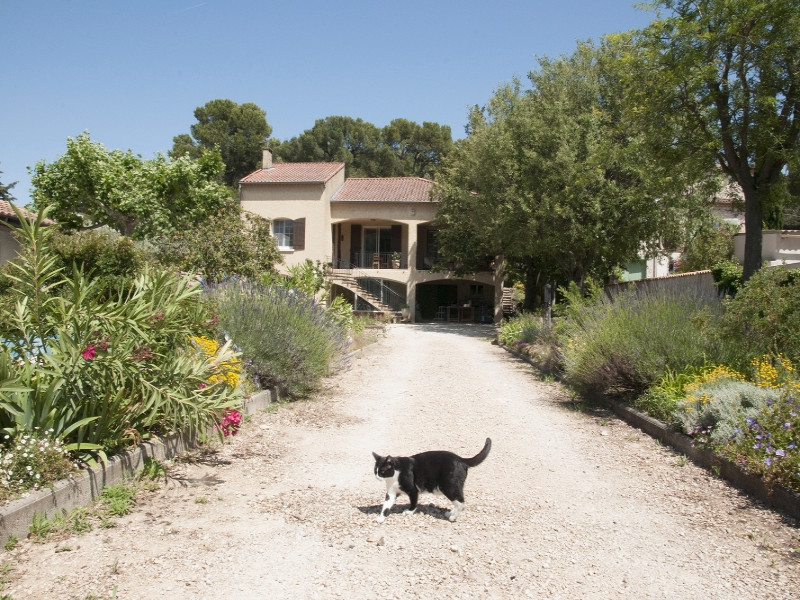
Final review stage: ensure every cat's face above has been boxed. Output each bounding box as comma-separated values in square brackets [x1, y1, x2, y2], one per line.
[372, 452, 395, 480]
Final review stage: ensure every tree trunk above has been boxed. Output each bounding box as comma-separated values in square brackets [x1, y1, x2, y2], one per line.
[741, 182, 764, 283]
[523, 264, 542, 312]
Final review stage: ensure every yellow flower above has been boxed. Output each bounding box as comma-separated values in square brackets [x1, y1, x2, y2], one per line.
[191, 336, 241, 389]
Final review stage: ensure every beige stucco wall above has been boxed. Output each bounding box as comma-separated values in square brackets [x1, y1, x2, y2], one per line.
[240, 169, 345, 268]
[331, 201, 438, 266]
[0, 226, 20, 264]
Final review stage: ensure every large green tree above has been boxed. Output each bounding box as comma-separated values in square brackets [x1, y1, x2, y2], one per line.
[273, 116, 384, 177]
[632, 0, 800, 281]
[171, 99, 272, 187]
[435, 41, 712, 307]
[31, 132, 234, 240]
[156, 206, 281, 284]
[273, 115, 453, 178]
[381, 119, 453, 178]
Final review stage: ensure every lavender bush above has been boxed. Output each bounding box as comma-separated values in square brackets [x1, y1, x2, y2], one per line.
[209, 281, 349, 399]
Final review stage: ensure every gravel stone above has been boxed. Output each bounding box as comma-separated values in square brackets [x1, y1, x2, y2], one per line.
[3, 323, 799, 599]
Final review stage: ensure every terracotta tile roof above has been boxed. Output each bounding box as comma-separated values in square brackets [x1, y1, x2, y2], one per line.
[239, 162, 345, 184]
[0, 200, 51, 224]
[332, 177, 436, 203]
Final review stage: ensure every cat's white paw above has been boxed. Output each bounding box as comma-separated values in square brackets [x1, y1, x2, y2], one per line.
[448, 513, 458, 522]
[376, 514, 385, 523]
[402, 508, 417, 515]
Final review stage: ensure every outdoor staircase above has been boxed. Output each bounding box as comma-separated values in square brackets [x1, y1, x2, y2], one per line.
[502, 287, 516, 317]
[328, 271, 397, 314]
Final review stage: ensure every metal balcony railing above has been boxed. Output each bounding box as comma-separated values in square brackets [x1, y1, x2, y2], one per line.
[330, 260, 407, 311]
[350, 251, 407, 270]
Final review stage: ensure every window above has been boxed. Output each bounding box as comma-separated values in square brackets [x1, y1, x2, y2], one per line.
[273, 219, 294, 249]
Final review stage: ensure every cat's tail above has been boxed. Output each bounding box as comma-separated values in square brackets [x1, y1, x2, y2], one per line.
[462, 438, 491, 467]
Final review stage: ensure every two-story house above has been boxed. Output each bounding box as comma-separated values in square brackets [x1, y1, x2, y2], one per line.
[239, 150, 503, 323]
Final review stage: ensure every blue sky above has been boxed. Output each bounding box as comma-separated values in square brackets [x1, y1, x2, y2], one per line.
[1, 1, 655, 205]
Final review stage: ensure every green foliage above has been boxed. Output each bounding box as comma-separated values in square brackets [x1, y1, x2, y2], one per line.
[326, 295, 356, 333]
[499, 312, 562, 376]
[714, 391, 800, 491]
[710, 259, 744, 297]
[713, 267, 800, 370]
[558, 287, 722, 398]
[46, 228, 147, 301]
[99, 483, 137, 517]
[678, 220, 738, 273]
[31, 132, 234, 240]
[676, 378, 776, 444]
[0, 430, 76, 503]
[273, 115, 453, 178]
[210, 282, 349, 399]
[29, 507, 92, 541]
[634, 364, 712, 424]
[498, 312, 547, 347]
[0, 165, 16, 202]
[0, 207, 241, 460]
[170, 99, 272, 187]
[156, 206, 281, 284]
[435, 40, 714, 307]
[260, 259, 327, 297]
[633, 0, 800, 280]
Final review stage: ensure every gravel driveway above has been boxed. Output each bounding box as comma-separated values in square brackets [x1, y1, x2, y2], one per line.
[5, 323, 800, 599]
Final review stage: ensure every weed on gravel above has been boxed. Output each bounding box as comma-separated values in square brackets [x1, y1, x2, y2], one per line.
[26, 461, 167, 543]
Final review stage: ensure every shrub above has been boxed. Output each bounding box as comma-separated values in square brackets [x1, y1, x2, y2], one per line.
[673, 355, 800, 491]
[0, 208, 241, 462]
[675, 367, 777, 444]
[710, 259, 743, 297]
[713, 391, 800, 490]
[210, 281, 349, 399]
[634, 364, 713, 424]
[498, 312, 561, 376]
[47, 228, 147, 301]
[0, 430, 76, 503]
[260, 259, 327, 297]
[713, 266, 800, 370]
[557, 287, 721, 399]
[156, 206, 281, 284]
[498, 312, 547, 347]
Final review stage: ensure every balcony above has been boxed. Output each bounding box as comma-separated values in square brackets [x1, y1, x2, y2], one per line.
[348, 251, 407, 270]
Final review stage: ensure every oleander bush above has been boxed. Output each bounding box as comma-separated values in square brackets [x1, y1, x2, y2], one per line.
[0, 207, 241, 466]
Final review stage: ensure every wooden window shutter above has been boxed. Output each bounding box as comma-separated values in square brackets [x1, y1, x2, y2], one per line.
[293, 218, 306, 250]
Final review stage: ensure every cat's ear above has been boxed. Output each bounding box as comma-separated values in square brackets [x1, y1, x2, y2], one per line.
[372, 452, 381, 461]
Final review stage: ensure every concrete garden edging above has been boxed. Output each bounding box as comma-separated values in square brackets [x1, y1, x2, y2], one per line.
[0, 389, 277, 545]
[500, 344, 800, 521]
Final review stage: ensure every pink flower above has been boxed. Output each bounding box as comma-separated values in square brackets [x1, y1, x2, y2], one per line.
[81, 345, 96, 360]
[217, 408, 243, 437]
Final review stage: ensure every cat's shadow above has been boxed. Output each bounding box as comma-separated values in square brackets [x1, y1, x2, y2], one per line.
[357, 502, 452, 521]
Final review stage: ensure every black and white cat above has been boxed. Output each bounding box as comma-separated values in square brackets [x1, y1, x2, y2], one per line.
[372, 438, 491, 523]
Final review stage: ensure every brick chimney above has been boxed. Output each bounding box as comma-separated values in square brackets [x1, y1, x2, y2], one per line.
[262, 149, 273, 169]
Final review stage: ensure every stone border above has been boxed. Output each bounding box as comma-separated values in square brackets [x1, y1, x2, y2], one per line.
[500, 345, 800, 521]
[0, 389, 277, 544]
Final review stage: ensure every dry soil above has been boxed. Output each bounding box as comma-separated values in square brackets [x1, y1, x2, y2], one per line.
[4, 323, 800, 599]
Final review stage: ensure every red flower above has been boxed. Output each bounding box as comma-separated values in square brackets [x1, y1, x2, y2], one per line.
[81, 345, 96, 360]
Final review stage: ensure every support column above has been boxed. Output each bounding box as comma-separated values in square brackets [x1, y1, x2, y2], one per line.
[407, 222, 419, 322]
